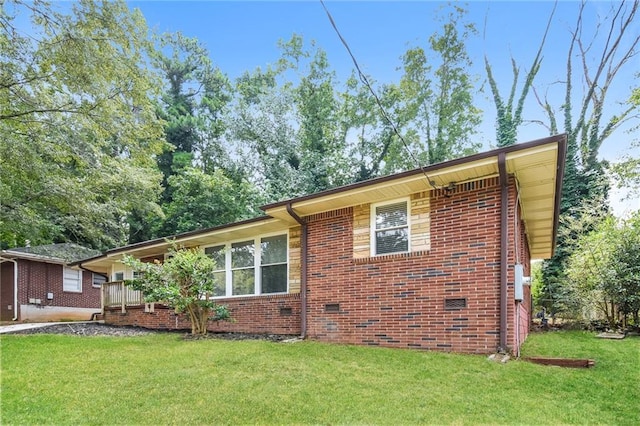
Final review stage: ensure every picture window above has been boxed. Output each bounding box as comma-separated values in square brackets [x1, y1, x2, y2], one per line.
[204, 233, 288, 298]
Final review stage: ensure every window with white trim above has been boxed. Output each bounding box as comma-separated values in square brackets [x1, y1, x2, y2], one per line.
[204, 245, 226, 297]
[63, 268, 82, 292]
[204, 233, 288, 298]
[261, 235, 287, 294]
[92, 273, 107, 288]
[371, 199, 409, 255]
[112, 269, 143, 283]
[231, 240, 255, 295]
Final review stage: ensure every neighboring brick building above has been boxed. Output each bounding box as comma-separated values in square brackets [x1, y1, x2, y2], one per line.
[77, 135, 566, 354]
[1, 244, 102, 322]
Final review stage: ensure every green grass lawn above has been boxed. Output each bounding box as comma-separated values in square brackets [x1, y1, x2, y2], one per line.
[1, 330, 638, 425]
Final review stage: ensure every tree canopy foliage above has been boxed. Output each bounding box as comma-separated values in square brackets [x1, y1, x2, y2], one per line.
[1, 0, 165, 249]
[565, 212, 640, 327]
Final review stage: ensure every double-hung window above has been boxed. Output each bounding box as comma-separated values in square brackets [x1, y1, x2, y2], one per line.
[261, 235, 287, 294]
[205, 245, 226, 297]
[231, 240, 255, 296]
[92, 273, 106, 288]
[372, 199, 409, 255]
[63, 268, 82, 292]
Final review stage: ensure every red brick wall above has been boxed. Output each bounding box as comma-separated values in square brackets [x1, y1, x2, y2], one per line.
[98, 176, 533, 354]
[16, 260, 101, 310]
[104, 293, 301, 335]
[304, 177, 524, 354]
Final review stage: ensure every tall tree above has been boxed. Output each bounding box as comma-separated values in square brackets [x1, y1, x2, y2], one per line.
[160, 168, 260, 236]
[1, 0, 165, 250]
[539, 0, 640, 291]
[340, 4, 482, 183]
[484, 2, 555, 147]
[128, 31, 239, 242]
[231, 64, 301, 202]
[231, 35, 349, 201]
[293, 41, 349, 193]
[151, 32, 232, 201]
[400, 5, 482, 164]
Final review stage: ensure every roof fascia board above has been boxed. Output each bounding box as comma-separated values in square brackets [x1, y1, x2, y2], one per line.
[0, 250, 67, 265]
[550, 136, 568, 257]
[73, 216, 281, 266]
[267, 157, 499, 216]
[263, 134, 566, 213]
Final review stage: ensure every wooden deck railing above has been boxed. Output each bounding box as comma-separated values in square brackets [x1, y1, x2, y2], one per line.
[102, 281, 145, 313]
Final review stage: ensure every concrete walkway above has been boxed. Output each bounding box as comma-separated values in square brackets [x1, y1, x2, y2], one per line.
[0, 321, 102, 334]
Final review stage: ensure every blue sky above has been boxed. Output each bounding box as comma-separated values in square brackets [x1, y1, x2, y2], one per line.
[127, 0, 638, 213]
[126, 1, 635, 148]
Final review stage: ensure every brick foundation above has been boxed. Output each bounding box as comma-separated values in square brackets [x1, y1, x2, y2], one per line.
[104, 293, 301, 335]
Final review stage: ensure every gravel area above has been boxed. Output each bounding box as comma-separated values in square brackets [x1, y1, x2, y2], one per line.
[5, 322, 300, 342]
[6, 323, 159, 336]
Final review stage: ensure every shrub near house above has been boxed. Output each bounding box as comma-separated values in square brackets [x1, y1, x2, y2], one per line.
[123, 247, 231, 336]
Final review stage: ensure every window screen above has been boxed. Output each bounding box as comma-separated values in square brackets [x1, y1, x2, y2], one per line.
[374, 201, 409, 254]
[92, 274, 106, 288]
[261, 235, 287, 293]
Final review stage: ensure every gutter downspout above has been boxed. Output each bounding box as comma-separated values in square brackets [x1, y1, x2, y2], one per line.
[286, 203, 307, 339]
[1, 257, 20, 321]
[78, 264, 108, 320]
[498, 153, 508, 353]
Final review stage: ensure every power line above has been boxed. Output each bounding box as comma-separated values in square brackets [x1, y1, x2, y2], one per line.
[319, 0, 439, 190]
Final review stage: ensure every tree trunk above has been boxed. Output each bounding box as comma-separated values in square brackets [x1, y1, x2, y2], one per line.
[185, 304, 209, 336]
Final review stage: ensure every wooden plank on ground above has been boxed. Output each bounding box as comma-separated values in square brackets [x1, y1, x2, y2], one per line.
[523, 357, 595, 368]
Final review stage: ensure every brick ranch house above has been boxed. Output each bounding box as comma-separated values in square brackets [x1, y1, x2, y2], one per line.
[76, 135, 566, 354]
[1, 243, 103, 322]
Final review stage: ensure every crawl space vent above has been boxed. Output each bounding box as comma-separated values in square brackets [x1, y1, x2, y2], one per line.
[445, 298, 467, 310]
[325, 303, 340, 313]
[279, 307, 292, 316]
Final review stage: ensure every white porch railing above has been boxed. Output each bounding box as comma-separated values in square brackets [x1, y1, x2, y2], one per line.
[102, 281, 145, 313]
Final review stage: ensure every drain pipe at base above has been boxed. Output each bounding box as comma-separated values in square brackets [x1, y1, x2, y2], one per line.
[286, 203, 307, 339]
[78, 264, 108, 321]
[498, 153, 508, 353]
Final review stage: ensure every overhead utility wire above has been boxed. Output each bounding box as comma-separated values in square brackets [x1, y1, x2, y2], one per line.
[319, 0, 439, 191]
